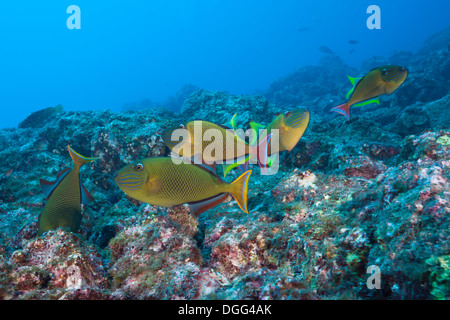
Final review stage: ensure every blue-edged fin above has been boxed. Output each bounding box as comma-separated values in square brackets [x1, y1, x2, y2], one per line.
[256, 133, 273, 175]
[39, 168, 70, 198]
[352, 97, 380, 107]
[331, 103, 351, 120]
[67, 145, 100, 168]
[193, 161, 218, 178]
[228, 170, 252, 213]
[346, 76, 362, 99]
[81, 183, 95, 204]
[229, 113, 238, 131]
[222, 154, 250, 177]
[188, 193, 230, 217]
[267, 153, 279, 168]
[249, 121, 266, 146]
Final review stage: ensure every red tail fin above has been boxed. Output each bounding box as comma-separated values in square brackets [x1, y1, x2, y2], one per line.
[257, 133, 273, 175]
[331, 103, 351, 120]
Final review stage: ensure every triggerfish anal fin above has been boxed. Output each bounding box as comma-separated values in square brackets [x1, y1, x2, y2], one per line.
[352, 97, 380, 108]
[81, 183, 95, 204]
[188, 193, 229, 217]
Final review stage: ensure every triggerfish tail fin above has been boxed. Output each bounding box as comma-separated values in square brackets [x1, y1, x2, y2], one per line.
[256, 133, 273, 175]
[67, 145, 100, 169]
[331, 103, 351, 120]
[228, 170, 252, 214]
[188, 193, 230, 218]
[238, 161, 249, 173]
[346, 76, 362, 99]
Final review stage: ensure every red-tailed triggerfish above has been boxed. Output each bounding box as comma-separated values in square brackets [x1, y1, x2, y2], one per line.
[223, 108, 310, 176]
[37, 145, 99, 236]
[332, 65, 408, 120]
[114, 157, 252, 216]
[162, 120, 272, 175]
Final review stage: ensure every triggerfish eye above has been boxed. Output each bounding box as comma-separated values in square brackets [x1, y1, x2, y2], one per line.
[135, 163, 144, 171]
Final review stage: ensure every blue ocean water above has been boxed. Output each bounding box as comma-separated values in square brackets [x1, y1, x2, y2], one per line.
[0, 0, 449, 129]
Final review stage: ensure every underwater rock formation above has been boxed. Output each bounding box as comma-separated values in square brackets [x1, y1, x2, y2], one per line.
[0, 27, 450, 300]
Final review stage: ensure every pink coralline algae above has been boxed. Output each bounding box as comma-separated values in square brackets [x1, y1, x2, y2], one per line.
[5, 229, 109, 299]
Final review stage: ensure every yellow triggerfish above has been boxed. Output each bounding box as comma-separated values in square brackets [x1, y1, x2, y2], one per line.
[162, 120, 272, 173]
[114, 157, 252, 216]
[249, 108, 310, 153]
[332, 65, 408, 120]
[223, 108, 310, 176]
[38, 145, 99, 236]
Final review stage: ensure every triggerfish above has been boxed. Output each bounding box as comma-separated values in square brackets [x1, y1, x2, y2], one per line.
[331, 65, 408, 120]
[249, 108, 310, 153]
[223, 108, 310, 176]
[38, 145, 99, 236]
[162, 120, 272, 172]
[114, 157, 252, 216]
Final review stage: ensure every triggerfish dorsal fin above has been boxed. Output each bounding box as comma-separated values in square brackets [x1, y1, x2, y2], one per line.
[67, 145, 99, 169]
[192, 161, 219, 179]
[188, 193, 229, 217]
[39, 168, 71, 198]
[228, 113, 238, 131]
[346, 76, 362, 99]
[249, 121, 266, 146]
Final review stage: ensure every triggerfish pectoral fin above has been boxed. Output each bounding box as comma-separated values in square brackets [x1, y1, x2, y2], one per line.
[228, 170, 252, 213]
[331, 103, 351, 120]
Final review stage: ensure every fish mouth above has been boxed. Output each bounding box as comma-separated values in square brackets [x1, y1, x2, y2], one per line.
[115, 172, 144, 190]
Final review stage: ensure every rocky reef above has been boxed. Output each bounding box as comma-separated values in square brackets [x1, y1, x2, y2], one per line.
[0, 27, 449, 300]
